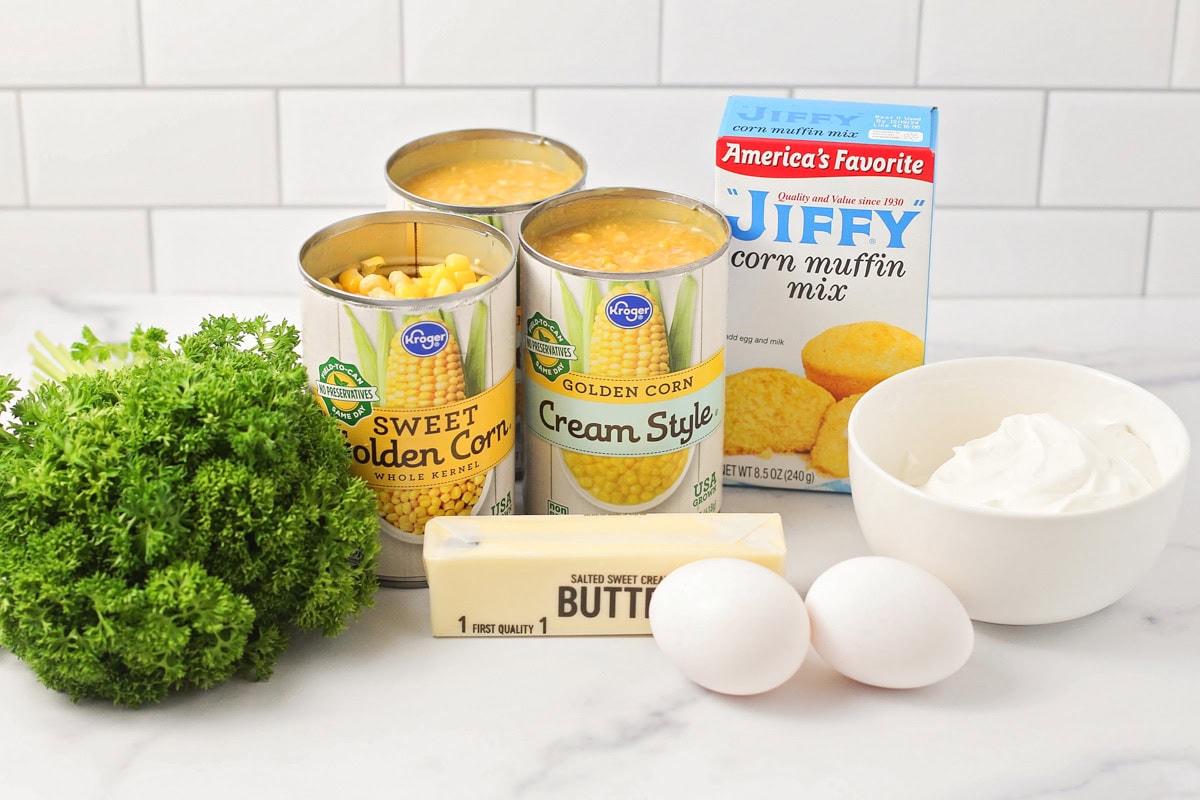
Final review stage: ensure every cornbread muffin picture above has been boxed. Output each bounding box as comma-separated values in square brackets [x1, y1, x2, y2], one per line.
[725, 368, 835, 457]
[810, 393, 864, 478]
[801, 321, 924, 399]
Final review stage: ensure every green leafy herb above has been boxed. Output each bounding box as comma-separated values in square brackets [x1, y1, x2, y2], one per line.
[0, 316, 380, 707]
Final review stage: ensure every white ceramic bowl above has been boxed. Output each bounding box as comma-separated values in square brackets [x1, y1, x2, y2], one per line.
[847, 357, 1190, 625]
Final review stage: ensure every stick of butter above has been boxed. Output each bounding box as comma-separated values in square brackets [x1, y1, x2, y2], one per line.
[423, 513, 787, 637]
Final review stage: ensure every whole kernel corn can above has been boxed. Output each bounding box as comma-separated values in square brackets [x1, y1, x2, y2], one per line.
[385, 129, 587, 481]
[519, 188, 731, 515]
[299, 211, 517, 586]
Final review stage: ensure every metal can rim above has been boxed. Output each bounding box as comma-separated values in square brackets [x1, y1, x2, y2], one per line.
[384, 128, 588, 215]
[297, 209, 517, 311]
[519, 186, 732, 281]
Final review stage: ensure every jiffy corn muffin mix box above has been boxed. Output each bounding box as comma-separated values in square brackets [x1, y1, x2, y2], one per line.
[717, 95, 937, 493]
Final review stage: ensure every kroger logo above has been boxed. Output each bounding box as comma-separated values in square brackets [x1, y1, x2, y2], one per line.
[401, 320, 449, 357]
[605, 293, 654, 329]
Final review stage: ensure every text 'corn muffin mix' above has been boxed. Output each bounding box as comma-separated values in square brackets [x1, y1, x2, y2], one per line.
[299, 211, 518, 586]
[717, 96, 937, 492]
[519, 188, 731, 515]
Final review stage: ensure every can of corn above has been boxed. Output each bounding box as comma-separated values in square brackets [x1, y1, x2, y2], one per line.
[385, 128, 586, 242]
[519, 188, 731, 516]
[385, 129, 587, 482]
[299, 211, 517, 586]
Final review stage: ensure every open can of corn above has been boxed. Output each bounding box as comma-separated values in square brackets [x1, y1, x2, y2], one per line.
[519, 188, 731, 516]
[385, 129, 587, 482]
[299, 211, 517, 586]
[385, 128, 586, 241]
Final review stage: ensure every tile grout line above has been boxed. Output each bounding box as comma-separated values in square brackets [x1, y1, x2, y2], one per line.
[137, 0, 151, 292]
[397, 0, 405, 85]
[14, 91, 31, 207]
[9, 202, 1200, 213]
[913, 0, 925, 86]
[273, 89, 283, 206]
[1035, 90, 1050, 206]
[1169, 0, 1183, 86]
[1140, 210, 1156, 296]
[657, 0, 665, 85]
[145, 208, 157, 292]
[8, 83, 1200, 93]
[135, 0, 147, 85]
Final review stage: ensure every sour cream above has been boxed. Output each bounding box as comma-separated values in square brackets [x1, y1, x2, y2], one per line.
[918, 412, 1160, 513]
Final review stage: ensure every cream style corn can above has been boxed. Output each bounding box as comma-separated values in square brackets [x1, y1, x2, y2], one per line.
[385, 128, 586, 244]
[520, 188, 731, 516]
[299, 211, 517, 586]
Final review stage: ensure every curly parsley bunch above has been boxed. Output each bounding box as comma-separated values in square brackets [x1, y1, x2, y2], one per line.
[0, 316, 380, 706]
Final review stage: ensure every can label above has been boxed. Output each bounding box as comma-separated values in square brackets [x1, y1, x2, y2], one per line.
[301, 254, 517, 583]
[320, 297, 517, 528]
[522, 264, 727, 514]
[339, 367, 515, 484]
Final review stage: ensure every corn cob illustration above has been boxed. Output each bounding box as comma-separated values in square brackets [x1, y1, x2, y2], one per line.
[562, 283, 688, 506]
[375, 312, 485, 534]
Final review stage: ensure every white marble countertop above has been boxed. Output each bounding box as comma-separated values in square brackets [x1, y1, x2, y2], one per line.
[0, 293, 1197, 800]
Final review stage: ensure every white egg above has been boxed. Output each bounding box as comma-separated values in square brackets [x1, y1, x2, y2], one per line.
[805, 556, 974, 689]
[649, 558, 810, 696]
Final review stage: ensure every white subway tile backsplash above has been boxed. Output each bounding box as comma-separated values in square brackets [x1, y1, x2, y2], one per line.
[1173, 1, 1200, 87]
[279, 89, 531, 205]
[1042, 92, 1200, 207]
[1, 1, 1196, 300]
[141, 0, 401, 86]
[151, 208, 374, 293]
[929, 209, 1147, 297]
[22, 90, 278, 206]
[0, 0, 141, 87]
[661, 0, 919, 86]
[920, 0, 1174, 88]
[536, 88, 785, 202]
[0, 210, 150, 290]
[403, 0, 658, 86]
[1146, 211, 1200, 295]
[0, 93, 24, 206]
[789, 88, 1044, 207]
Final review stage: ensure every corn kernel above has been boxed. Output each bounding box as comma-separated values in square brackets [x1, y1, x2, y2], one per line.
[327, 255, 486, 301]
[359, 273, 390, 294]
[360, 255, 386, 274]
[445, 252, 470, 271]
[338, 267, 363, 293]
